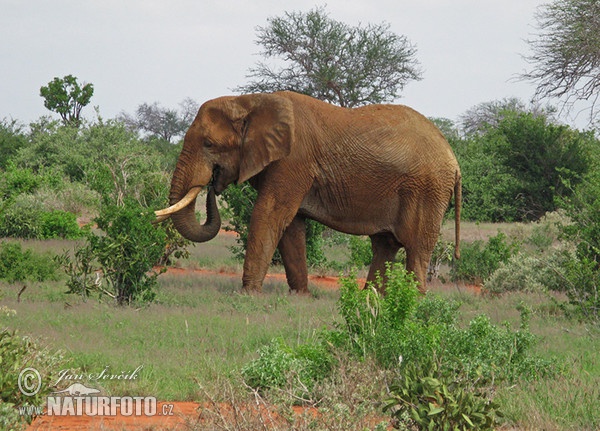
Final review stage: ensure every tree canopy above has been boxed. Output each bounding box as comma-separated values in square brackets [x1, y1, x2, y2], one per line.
[39, 75, 94, 127]
[236, 7, 422, 107]
[523, 0, 600, 123]
[118, 99, 199, 144]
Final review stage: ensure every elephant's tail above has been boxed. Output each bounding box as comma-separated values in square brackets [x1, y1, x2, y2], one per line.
[454, 170, 462, 260]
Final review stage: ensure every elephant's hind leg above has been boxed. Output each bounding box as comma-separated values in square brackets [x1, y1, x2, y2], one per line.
[278, 216, 309, 293]
[366, 233, 402, 294]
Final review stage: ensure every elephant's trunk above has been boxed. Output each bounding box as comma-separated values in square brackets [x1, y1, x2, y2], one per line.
[168, 187, 221, 243]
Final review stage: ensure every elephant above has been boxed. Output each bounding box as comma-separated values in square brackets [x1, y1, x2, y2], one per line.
[155, 91, 461, 294]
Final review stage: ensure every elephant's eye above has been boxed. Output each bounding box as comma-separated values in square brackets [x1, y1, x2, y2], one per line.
[204, 140, 213, 149]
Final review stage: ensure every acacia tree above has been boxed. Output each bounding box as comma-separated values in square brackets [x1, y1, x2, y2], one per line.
[236, 6, 422, 107]
[459, 98, 556, 136]
[118, 98, 199, 143]
[522, 0, 600, 123]
[40, 75, 94, 127]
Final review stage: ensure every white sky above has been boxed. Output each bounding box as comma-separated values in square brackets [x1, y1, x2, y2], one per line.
[1, 0, 568, 127]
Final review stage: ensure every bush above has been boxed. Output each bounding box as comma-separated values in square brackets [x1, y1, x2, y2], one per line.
[0, 242, 58, 285]
[485, 248, 571, 294]
[348, 236, 372, 268]
[0, 329, 66, 427]
[60, 200, 167, 305]
[384, 359, 502, 430]
[558, 166, 600, 322]
[40, 210, 82, 239]
[0, 196, 82, 240]
[453, 112, 594, 222]
[241, 338, 333, 398]
[451, 232, 519, 284]
[0, 195, 44, 239]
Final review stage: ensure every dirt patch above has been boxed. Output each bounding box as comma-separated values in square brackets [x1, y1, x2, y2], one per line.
[27, 400, 393, 430]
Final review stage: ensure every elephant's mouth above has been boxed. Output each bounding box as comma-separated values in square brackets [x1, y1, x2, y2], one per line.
[153, 165, 223, 223]
[210, 165, 223, 195]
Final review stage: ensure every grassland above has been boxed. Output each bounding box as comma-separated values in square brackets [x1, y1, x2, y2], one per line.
[1, 222, 599, 430]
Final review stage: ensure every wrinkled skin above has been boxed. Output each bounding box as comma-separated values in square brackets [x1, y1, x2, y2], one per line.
[165, 91, 461, 294]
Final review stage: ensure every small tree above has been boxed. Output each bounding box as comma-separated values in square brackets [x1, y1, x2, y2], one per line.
[236, 6, 422, 107]
[40, 75, 94, 127]
[59, 201, 167, 305]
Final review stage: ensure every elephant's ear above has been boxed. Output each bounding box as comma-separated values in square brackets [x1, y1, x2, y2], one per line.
[235, 94, 294, 184]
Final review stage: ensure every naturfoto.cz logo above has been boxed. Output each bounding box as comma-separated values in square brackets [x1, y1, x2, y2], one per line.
[18, 366, 174, 417]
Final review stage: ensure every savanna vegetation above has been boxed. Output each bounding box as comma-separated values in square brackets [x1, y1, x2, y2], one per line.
[2, 1, 600, 429]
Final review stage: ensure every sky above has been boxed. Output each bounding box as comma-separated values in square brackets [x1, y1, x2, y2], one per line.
[1, 0, 572, 128]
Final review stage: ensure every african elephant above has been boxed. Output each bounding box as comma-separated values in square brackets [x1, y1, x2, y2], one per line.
[155, 91, 461, 294]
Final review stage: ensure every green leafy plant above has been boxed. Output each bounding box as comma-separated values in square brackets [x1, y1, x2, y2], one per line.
[91, 201, 167, 305]
[0, 329, 65, 426]
[384, 359, 502, 430]
[0, 242, 58, 285]
[39, 210, 82, 239]
[60, 200, 167, 305]
[451, 232, 519, 284]
[241, 337, 333, 398]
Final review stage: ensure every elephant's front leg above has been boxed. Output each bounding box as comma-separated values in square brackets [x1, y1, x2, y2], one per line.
[242, 190, 303, 292]
[278, 216, 308, 293]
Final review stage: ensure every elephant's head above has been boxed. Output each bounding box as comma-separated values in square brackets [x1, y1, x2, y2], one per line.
[154, 93, 295, 242]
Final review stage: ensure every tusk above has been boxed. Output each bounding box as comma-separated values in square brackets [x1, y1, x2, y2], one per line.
[153, 214, 171, 224]
[154, 186, 203, 219]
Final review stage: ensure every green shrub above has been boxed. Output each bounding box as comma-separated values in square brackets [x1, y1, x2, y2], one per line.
[485, 248, 571, 294]
[0, 195, 44, 239]
[451, 232, 519, 284]
[61, 200, 167, 305]
[348, 236, 373, 267]
[56, 244, 100, 300]
[384, 359, 502, 430]
[0, 329, 66, 426]
[0, 165, 40, 201]
[241, 337, 333, 397]
[0, 242, 58, 285]
[559, 167, 600, 322]
[40, 210, 82, 239]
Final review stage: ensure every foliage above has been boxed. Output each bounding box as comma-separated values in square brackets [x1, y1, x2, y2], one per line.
[459, 98, 556, 137]
[0, 329, 65, 426]
[0, 242, 58, 285]
[56, 243, 100, 300]
[39, 211, 82, 239]
[0, 119, 26, 170]
[59, 201, 167, 305]
[0, 165, 40, 201]
[451, 232, 519, 284]
[384, 359, 502, 430]
[348, 236, 372, 268]
[484, 250, 569, 294]
[523, 0, 600, 123]
[559, 164, 600, 322]
[0, 194, 82, 240]
[454, 111, 594, 222]
[91, 201, 167, 305]
[39, 75, 94, 126]
[237, 6, 421, 107]
[241, 337, 333, 397]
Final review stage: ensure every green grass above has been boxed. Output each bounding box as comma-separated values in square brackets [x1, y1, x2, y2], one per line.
[1, 226, 599, 430]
